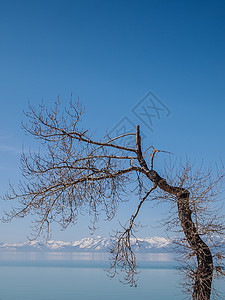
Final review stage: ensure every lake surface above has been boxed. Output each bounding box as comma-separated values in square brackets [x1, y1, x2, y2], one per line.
[0, 252, 224, 300]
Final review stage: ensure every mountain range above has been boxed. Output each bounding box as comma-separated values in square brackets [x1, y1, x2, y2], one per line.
[1, 236, 224, 253]
[0, 236, 174, 253]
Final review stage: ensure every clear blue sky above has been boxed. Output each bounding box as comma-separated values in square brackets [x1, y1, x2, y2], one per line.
[0, 0, 225, 242]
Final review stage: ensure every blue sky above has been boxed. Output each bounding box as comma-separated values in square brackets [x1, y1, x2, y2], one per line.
[0, 0, 225, 242]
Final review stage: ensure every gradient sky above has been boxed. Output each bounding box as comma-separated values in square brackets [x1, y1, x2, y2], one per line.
[0, 0, 225, 242]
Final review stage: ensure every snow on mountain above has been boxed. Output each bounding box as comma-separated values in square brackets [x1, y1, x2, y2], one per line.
[0, 236, 174, 253]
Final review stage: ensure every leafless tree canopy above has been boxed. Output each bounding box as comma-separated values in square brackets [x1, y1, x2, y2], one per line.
[3, 100, 225, 299]
[4, 101, 140, 236]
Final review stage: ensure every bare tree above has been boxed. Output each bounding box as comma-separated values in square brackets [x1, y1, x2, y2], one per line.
[3, 100, 225, 299]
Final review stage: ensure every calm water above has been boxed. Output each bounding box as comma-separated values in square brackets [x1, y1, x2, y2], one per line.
[0, 252, 224, 300]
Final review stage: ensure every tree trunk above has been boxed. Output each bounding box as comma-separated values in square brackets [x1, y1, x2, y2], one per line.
[177, 192, 213, 300]
[152, 174, 213, 300]
[136, 125, 213, 299]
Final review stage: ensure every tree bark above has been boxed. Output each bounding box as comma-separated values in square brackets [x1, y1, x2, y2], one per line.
[136, 125, 213, 299]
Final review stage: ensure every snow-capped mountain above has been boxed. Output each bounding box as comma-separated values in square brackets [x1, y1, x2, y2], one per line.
[1, 236, 224, 253]
[0, 236, 174, 253]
